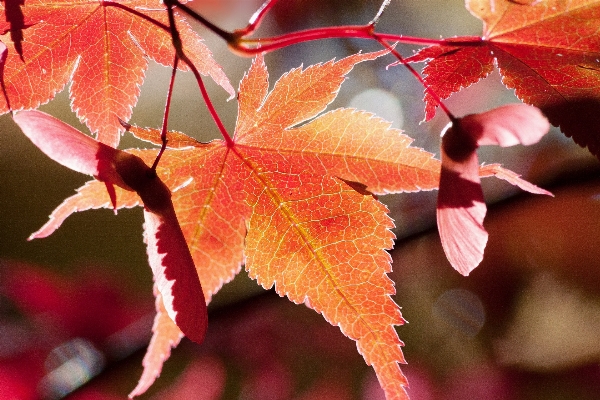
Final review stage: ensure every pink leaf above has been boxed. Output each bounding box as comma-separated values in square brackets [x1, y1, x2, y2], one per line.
[437, 147, 488, 276]
[437, 104, 550, 275]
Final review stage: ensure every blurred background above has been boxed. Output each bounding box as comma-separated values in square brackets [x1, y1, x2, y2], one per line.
[1, 1, 599, 399]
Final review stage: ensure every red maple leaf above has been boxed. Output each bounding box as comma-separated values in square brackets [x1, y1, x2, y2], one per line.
[407, 0, 600, 157]
[15, 51, 551, 399]
[0, 0, 234, 146]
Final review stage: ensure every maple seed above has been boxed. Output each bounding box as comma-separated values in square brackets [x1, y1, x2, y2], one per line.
[441, 124, 478, 162]
[13, 110, 208, 345]
[437, 104, 551, 276]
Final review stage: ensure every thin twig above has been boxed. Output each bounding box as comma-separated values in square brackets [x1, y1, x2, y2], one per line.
[165, 2, 235, 147]
[369, 0, 392, 27]
[151, 55, 179, 172]
[164, 0, 476, 55]
[374, 35, 456, 121]
[233, 28, 457, 56]
[235, 0, 281, 37]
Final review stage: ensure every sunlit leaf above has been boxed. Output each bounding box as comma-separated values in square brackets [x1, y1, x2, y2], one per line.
[14, 110, 207, 348]
[0, 0, 234, 146]
[408, 0, 600, 156]
[23, 52, 552, 399]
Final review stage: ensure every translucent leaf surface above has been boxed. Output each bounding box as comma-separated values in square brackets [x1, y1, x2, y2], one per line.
[408, 0, 600, 156]
[0, 0, 234, 146]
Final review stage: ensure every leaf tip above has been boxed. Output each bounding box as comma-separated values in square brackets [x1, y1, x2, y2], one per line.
[118, 117, 132, 131]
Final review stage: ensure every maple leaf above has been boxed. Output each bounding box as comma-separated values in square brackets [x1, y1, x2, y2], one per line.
[437, 104, 552, 276]
[26, 50, 444, 399]
[19, 51, 551, 398]
[13, 109, 208, 345]
[0, 0, 234, 146]
[407, 0, 600, 157]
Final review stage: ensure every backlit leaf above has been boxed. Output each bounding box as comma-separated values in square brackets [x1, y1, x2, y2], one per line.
[32, 50, 433, 399]
[24, 52, 551, 399]
[0, 0, 234, 146]
[407, 0, 600, 156]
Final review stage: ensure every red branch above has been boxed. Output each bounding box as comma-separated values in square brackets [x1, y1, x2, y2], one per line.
[108, 0, 483, 128]
[166, 0, 482, 121]
[166, 0, 479, 54]
[233, 29, 455, 56]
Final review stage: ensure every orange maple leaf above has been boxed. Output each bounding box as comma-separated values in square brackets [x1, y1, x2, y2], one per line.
[406, 0, 600, 157]
[0, 0, 234, 146]
[30, 49, 442, 399]
[20, 51, 551, 399]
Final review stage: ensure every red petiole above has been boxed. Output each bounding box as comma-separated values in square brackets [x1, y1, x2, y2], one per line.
[165, 1, 234, 147]
[150, 54, 179, 173]
[123, 0, 468, 149]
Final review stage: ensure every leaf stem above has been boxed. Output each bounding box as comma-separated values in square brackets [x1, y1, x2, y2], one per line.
[374, 35, 456, 121]
[162, 55, 179, 144]
[165, 2, 234, 147]
[235, 0, 281, 37]
[151, 55, 179, 173]
[164, 0, 235, 43]
[192, 61, 235, 147]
